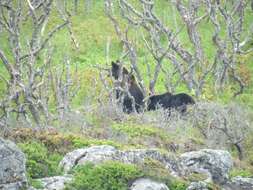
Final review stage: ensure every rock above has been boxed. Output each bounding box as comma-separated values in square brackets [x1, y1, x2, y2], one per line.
[59, 145, 180, 176]
[117, 149, 180, 176]
[0, 138, 27, 190]
[224, 176, 253, 190]
[130, 178, 169, 190]
[180, 149, 233, 184]
[186, 181, 208, 190]
[33, 175, 73, 190]
[59, 145, 118, 173]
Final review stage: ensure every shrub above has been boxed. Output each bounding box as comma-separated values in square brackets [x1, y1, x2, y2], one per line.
[65, 161, 144, 190]
[168, 179, 188, 190]
[229, 168, 253, 178]
[7, 128, 121, 154]
[141, 158, 188, 190]
[18, 141, 63, 179]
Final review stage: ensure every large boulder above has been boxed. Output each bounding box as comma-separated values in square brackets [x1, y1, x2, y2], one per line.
[224, 176, 253, 190]
[59, 145, 118, 173]
[117, 149, 180, 176]
[33, 175, 72, 190]
[180, 149, 233, 184]
[130, 178, 169, 190]
[59, 145, 180, 176]
[0, 138, 27, 190]
[186, 181, 208, 190]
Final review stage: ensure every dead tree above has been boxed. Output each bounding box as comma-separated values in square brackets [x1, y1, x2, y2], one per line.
[210, 105, 250, 160]
[105, 0, 251, 97]
[0, 0, 78, 127]
[105, 0, 146, 95]
[204, 0, 246, 96]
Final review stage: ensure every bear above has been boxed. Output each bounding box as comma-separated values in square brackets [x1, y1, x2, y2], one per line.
[111, 60, 129, 80]
[147, 92, 195, 113]
[146, 92, 172, 111]
[110, 61, 144, 113]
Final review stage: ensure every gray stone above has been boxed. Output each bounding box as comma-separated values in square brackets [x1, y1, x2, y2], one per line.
[59, 145, 118, 173]
[186, 181, 208, 190]
[0, 138, 27, 190]
[130, 178, 169, 190]
[224, 176, 253, 190]
[33, 175, 73, 190]
[59, 145, 180, 176]
[117, 149, 180, 176]
[180, 149, 233, 184]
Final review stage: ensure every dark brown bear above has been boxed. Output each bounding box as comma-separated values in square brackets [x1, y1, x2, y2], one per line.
[111, 61, 144, 113]
[147, 92, 195, 113]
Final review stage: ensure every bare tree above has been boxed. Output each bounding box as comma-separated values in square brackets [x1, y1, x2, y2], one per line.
[191, 102, 251, 160]
[105, 0, 146, 95]
[0, 0, 78, 127]
[204, 0, 246, 95]
[104, 0, 251, 97]
[72, 0, 93, 15]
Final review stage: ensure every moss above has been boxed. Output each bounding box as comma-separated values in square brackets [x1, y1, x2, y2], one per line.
[141, 158, 174, 182]
[186, 173, 209, 182]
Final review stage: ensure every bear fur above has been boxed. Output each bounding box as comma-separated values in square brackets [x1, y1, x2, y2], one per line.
[111, 60, 195, 114]
[111, 61, 144, 113]
[147, 92, 195, 113]
[111, 60, 129, 80]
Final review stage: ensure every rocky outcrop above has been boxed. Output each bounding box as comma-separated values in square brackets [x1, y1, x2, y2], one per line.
[180, 149, 233, 184]
[0, 138, 27, 190]
[59, 145, 118, 173]
[130, 178, 169, 190]
[59, 145, 180, 176]
[117, 149, 180, 176]
[224, 176, 253, 190]
[0, 139, 246, 190]
[186, 181, 208, 190]
[32, 175, 73, 190]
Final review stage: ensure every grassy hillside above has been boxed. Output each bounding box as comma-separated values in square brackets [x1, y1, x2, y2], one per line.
[0, 1, 253, 104]
[1, 1, 253, 189]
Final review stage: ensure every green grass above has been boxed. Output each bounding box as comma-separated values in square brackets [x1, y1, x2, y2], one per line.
[1, 2, 253, 186]
[0, 1, 252, 105]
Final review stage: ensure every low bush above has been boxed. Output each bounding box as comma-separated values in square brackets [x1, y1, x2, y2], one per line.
[65, 161, 143, 190]
[18, 141, 63, 179]
[229, 168, 253, 178]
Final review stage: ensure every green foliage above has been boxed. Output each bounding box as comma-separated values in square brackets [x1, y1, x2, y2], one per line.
[229, 168, 253, 178]
[29, 179, 43, 189]
[70, 136, 121, 149]
[111, 122, 170, 141]
[18, 141, 63, 179]
[141, 158, 188, 190]
[142, 158, 172, 178]
[168, 179, 188, 190]
[65, 161, 144, 190]
[7, 128, 121, 155]
[112, 123, 158, 138]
